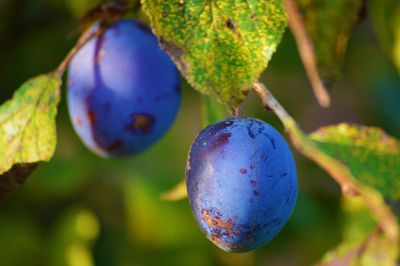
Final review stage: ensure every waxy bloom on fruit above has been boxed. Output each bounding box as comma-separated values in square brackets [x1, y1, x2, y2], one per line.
[68, 19, 180, 157]
[186, 118, 298, 252]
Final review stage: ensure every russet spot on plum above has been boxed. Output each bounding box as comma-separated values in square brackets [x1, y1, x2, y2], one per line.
[186, 117, 298, 253]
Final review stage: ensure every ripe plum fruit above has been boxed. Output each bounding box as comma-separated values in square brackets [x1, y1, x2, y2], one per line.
[68, 19, 180, 157]
[186, 117, 298, 252]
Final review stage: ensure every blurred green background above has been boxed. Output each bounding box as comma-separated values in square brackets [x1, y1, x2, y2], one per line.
[0, 0, 399, 265]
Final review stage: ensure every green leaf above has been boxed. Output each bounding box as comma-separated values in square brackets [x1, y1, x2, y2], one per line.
[254, 84, 398, 264]
[297, 0, 363, 83]
[318, 228, 398, 266]
[317, 197, 398, 266]
[142, 0, 287, 105]
[309, 123, 400, 202]
[0, 74, 61, 199]
[160, 179, 187, 201]
[369, 0, 400, 72]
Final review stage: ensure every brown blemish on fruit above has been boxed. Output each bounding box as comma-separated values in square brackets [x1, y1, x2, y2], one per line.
[202, 209, 234, 231]
[127, 113, 155, 134]
[202, 209, 242, 247]
[250, 180, 257, 187]
[201, 208, 268, 251]
[75, 116, 82, 125]
[87, 109, 97, 124]
[240, 169, 247, 174]
[104, 139, 123, 152]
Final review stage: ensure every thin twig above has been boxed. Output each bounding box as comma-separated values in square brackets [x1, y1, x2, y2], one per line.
[253, 82, 355, 195]
[53, 28, 103, 78]
[355, 227, 381, 260]
[253, 81, 399, 242]
[57, 0, 141, 78]
[283, 0, 331, 108]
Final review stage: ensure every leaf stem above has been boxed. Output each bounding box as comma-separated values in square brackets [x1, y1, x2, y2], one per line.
[283, 0, 331, 108]
[253, 81, 398, 242]
[53, 28, 103, 78]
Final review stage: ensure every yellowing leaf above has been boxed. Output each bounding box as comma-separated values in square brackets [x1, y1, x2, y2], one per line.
[318, 197, 398, 266]
[317, 229, 398, 266]
[142, 0, 287, 105]
[253, 84, 399, 265]
[0, 74, 61, 199]
[310, 123, 400, 201]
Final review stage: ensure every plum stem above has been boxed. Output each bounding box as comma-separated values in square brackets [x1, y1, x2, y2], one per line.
[231, 104, 243, 117]
[52, 0, 140, 79]
[253, 82, 353, 194]
[53, 27, 104, 78]
[283, 0, 331, 108]
[253, 81, 399, 242]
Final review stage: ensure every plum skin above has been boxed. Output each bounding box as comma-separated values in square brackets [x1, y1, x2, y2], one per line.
[186, 118, 298, 253]
[67, 19, 180, 157]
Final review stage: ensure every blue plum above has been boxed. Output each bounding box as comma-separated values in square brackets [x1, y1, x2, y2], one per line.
[67, 19, 180, 157]
[186, 118, 298, 252]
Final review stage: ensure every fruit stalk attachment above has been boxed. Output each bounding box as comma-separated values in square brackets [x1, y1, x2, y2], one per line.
[253, 82, 399, 242]
[54, 27, 104, 78]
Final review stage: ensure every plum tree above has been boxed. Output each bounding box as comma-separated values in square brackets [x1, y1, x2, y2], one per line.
[186, 118, 298, 252]
[67, 19, 180, 157]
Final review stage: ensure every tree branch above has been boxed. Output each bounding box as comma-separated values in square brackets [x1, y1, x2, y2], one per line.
[283, 0, 331, 108]
[253, 81, 398, 242]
